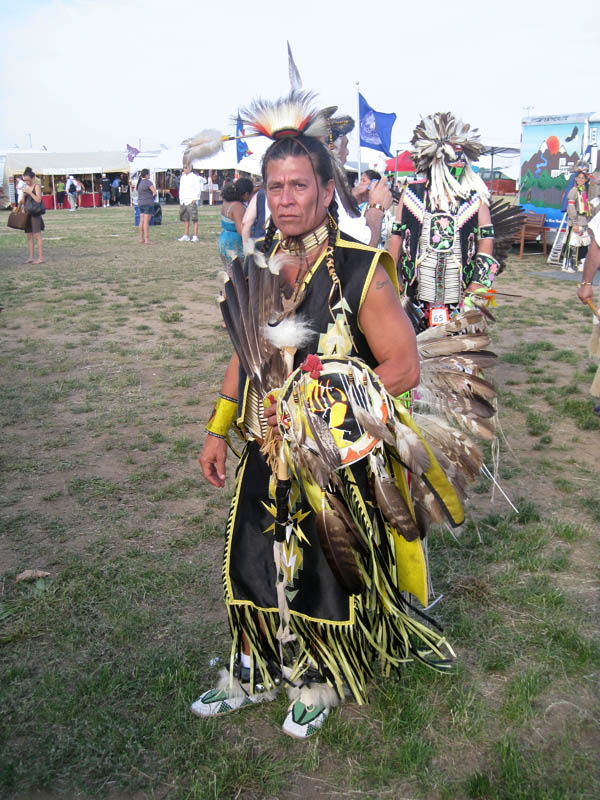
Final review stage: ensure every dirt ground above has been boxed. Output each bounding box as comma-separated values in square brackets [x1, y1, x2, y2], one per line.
[0, 205, 598, 799]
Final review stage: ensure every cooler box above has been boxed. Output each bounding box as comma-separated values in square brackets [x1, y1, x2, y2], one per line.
[134, 204, 162, 226]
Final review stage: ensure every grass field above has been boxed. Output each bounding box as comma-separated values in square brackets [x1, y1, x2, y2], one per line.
[1, 205, 599, 800]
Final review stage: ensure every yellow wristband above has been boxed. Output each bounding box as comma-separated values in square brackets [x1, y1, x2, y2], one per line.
[206, 395, 237, 438]
[366, 203, 385, 214]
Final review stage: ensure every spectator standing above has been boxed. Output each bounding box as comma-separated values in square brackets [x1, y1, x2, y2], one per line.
[119, 177, 130, 205]
[101, 174, 111, 208]
[55, 177, 66, 209]
[15, 175, 25, 203]
[74, 177, 84, 208]
[241, 184, 268, 245]
[136, 169, 157, 244]
[21, 167, 45, 264]
[198, 171, 207, 198]
[66, 175, 78, 211]
[111, 176, 120, 206]
[352, 169, 388, 248]
[177, 165, 202, 242]
[217, 178, 253, 271]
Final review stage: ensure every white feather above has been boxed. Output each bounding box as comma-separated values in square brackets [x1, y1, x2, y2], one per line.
[215, 667, 278, 699]
[243, 238, 256, 256]
[253, 248, 268, 269]
[264, 318, 314, 349]
[267, 252, 288, 275]
[286, 680, 340, 708]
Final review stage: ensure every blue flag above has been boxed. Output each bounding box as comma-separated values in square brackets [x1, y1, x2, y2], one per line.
[358, 93, 396, 158]
[236, 114, 250, 163]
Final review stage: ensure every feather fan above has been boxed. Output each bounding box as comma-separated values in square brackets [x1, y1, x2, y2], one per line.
[490, 200, 525, 274]
[181, 129, 224, 167]
[371, 468, 420, 542]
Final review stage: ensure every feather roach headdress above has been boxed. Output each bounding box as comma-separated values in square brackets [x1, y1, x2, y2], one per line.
[571, 158, 591, 175]
[411, 112, 489, 212]
[238, 89, 359, 217]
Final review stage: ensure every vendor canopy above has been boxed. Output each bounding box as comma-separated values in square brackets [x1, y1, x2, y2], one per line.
[130, 138, 271, 176]
[4, 150, 129, 176]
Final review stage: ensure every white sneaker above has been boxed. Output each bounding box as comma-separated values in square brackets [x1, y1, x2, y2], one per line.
[190, 668, 278, 718]
[282, 681, 339, 739]
[178, 234, 190, 242]
[191, 235, 199, 243]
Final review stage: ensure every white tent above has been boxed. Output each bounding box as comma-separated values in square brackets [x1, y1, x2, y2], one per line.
[1, 149, 129, 207]
[130, 138, 269, 177]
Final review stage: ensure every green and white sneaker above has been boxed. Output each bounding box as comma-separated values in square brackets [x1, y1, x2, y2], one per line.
[191, 668, 278, 718]
[282, 681, 339, 739]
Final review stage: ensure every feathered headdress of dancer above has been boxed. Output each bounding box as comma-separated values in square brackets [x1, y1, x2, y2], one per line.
[410, 112, 490, 212]
[238, 89, 359, 218]
[571, 158, 591, 175]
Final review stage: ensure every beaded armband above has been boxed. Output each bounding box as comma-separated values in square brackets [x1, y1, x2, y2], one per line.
[391, 221, 404, 236]
[206, 394, 238, 439]
[472, 253, 500, 289]
[478, 224, 495, 239]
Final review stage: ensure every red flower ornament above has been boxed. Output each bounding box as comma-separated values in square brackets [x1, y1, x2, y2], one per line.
[300, 354, 324, 379]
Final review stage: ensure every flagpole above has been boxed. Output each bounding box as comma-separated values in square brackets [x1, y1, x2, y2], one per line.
[356, 81, 361, 180]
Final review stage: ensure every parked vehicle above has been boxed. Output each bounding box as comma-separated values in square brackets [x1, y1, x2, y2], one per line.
[520, 112, 600, 233]
[478, 169, 517, 195]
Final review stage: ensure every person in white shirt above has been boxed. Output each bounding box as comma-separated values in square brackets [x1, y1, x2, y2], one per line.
[178, 166, 202, 242]
[16, 176, 25, 204]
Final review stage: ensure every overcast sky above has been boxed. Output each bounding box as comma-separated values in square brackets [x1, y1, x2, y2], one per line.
[1, 0, 598, 157]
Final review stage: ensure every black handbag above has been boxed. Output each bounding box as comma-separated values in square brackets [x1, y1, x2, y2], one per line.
[25, 193, 46, 216]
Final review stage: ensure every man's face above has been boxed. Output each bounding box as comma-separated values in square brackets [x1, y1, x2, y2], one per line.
[265, 155, 334, 238]
[183, 166, 191, 175]
[354, 172, 372, 201]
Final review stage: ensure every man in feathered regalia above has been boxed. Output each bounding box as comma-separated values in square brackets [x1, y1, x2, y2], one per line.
[388, 113, 500, 332]
[564, 163, 596, 272]
[188, 93, 498, 739]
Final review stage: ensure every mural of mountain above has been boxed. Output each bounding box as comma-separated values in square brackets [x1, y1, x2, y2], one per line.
[521, 147, 578, 180]
[520, 146, 579, 211]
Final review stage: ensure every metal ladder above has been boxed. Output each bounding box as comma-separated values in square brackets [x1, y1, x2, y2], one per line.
[547, 212, 568, 266]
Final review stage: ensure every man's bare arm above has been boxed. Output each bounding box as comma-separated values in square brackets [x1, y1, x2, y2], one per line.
[359, 263, 419, 396]
[198, 354, 239, 488]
